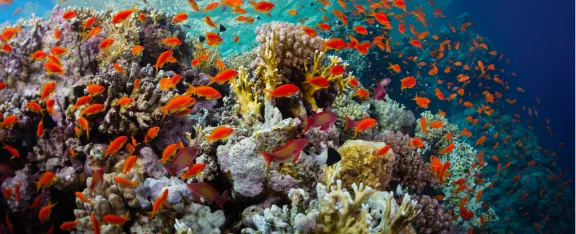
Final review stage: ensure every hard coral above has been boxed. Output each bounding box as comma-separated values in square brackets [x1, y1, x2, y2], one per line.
[377, 131, 439, 193]
[412, 195, 452, 234]
[337, 140, 395, 190]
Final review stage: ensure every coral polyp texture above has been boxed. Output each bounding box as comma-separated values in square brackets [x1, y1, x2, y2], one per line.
[0, 2, 572, 234]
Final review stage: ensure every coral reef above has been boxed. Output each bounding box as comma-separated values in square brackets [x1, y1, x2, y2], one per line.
[336, 140, 395, 190]
[372, 97, 415, 134]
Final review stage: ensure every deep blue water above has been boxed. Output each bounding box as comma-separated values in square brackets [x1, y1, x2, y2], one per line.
[446, 0, 575, 175]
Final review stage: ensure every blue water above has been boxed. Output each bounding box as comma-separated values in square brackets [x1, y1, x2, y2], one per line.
[446, 0, 575, 176]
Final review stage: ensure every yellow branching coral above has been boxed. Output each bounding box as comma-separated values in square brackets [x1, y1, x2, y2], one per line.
[231, 67, 262, 124]
[302, 52, 350, 110]
[256, 31, 280, 90]
[96, 8, 140, 65]
[192, 42, 219, 73]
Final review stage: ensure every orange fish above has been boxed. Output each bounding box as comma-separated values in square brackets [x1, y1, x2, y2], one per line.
[102, 214, 130, 225]
[99, 38, 114, 49]
[323, 38, 348, 50]
[412, 94, 431, 108]
[475, 136, 486, 146]
[344, 116, 377, 138]
[27, 101, 43, 114]
[4, 145, 19, 159]
[34, 171, 57, 192]
[75, 191, 94, 205]
[205, 126, 234, 143]
[172, 12, 188, 23]
[263, 84, 300, 100]
[131, 45, 144, 56]
[59, 220, 79, 231]
[36, 120, 45, 137]
[90, 213, 100, 234]
[118, 97, 133, 106]
[157, 96, 196, 119]
[113, 175, 139, 187]
[28, 196, 42, 209]
[80, 104, 105, 116]
[1, 27, 20, 41]
[54, 28, 61, 40]
[44, 62, 65, 74]
[353, 25, 368, 35]
[83, 16, 97, 30]
[38, 199, 57, 222]
[147, 194, 166, 217]
[1, 115, 18, 129]
[249, 0, 275, 16]
[154, 50, 173, 74]
[112, 6, 136, 24]
[162, 37, 182, 47]
[50, 46, 67, 56]
[439, 143, 455, 154]
[370, 145, 391, 161]
[387, 62, 401, 73]
[352, 88, 370, 99]
[104, 136, 128, 157]
[430, 121, 443, 128]
[400, 76, 416, 90]
[180, 164, 206, 180]
[113, 63, 126, 74]
[62, 10, 78, 20]
[85, 26, 102, 40]
[303, 26, 317, 37]
[145, 126, 160, 143]
[123, 155, 138, 174]
[208, 69, 238, 85]
[428, 64, 438, 76]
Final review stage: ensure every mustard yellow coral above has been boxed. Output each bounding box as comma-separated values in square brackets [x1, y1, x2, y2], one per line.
[337, 140, 396, 190]
[230, 67, 262, 124]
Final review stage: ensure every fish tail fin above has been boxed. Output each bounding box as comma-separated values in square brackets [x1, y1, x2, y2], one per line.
[146, 211, 156, 218]
[215, 193, 231, 209]
[207, 76, 216, 85]
[258, 151, 273, 168]
[155, 106, 168, 120]
[353, 129, 358, 138]
[301, 117, 311, 135]
[34, 181, 40, 192]
[344, 115, 354, 131]
[203, 135, 212, 144]
[262, 89, 273, 101]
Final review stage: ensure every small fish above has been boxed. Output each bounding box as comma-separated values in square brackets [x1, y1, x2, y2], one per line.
[370, 145, 391, 161]
[80, 104, 105, 116]
[147, 195, 165, 217]
[34, 171, 57, 192]
[302, 110, 337, 134]
[89, 168, 106, 192]
[156, 96, 196, 119]
[113, 63, 126, 74]
[249, 0, 275, 16]
[44, 62, 65, 74]
[113, 175, 139, 187]
[38, 199, 57, 222]
[99, 38, 114, 49]
[62, 10, 78, 20]
[118, 97, 133, 106]
[172, 12, 188, 23]
[83, 16, 97, 30]
[185, 85, 222, 100]
[187, 182, 231, 208]
[180, 164, 206, 180]
[131, 45, 144, 55]
[154, 50, 173, 74]
[167, 147, 199, 176]
[1, 115, 18, 129]
[102, 214, 130, 225]
[3, 145, 18, 159]
[205, 126, 234, 143]
[123, 155, 138, 174]
[162, 37, 182, 47]
[400, 76, 416, 90]
[158, 144, 179, 164]
[411, 137, 425, 149]
[263, 84, 300, 100]
[4, 211, 13, 232]
[75, 192, 94, 205]
[28, 196, 42, 209]
[323, 38, 348, 50]
[258, 138, 308, 167]
[112, 6, 136, 24]
[439, 143, 455, 154]
[36, 120, 45, 137]
[59, 220, 79, 231]
[145, 126, 160, 143]
[344, 117, 377, 138]
[412, 94, 431, 108]
[27, 101, 44, 114]
[90, 213, 100, 234]
[104, 136, 128, 157]
[208, 69, 238, 85]
[76, 117, 90, 139]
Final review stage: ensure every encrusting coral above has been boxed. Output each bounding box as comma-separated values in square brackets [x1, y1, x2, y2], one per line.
[336, 140, 395, 190]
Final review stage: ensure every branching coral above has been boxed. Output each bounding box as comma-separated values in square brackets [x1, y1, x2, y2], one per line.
[242, 163, 421, 234]
[415, 111, 459, 144]
[331, 90, 370, 128]
[230, 66, 262, 124]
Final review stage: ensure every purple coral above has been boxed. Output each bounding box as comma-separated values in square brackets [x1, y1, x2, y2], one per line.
[413, 195, 453, 234]
[377, 131, 438, 192]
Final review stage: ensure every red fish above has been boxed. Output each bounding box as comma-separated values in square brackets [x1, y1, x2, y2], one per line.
[59, 220, 79, 231]
[323, 38, 348, 50]
[154, 50, 173, 74]
[34, 171, 56, 192]
[38, 199, 57, 222]
[156, 96, 196, 119]
[187, 182, 231, 209]
[258, 138, 308, 167]
[102, 214, 130, 225]
[302, 111, 337, 134]
[90, 213, 100, 234]
[89, 168, 106, 192]
[249, 0, 275, 16]
[370, 145, 391, 161]
[80, 104, 105, 116]
[167, 147, 199, 176]
[185, 85, 222, 100]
